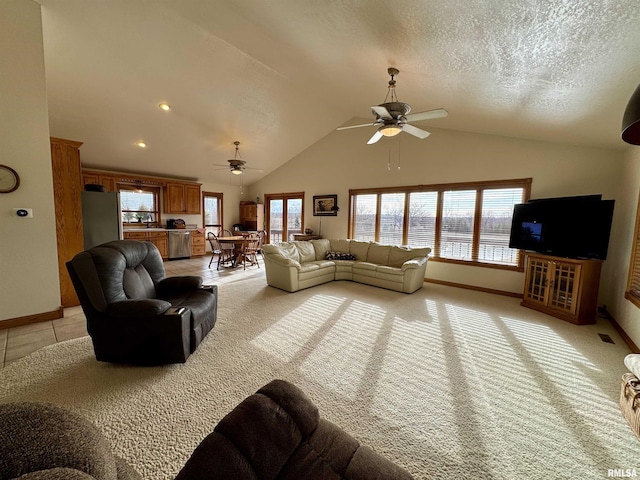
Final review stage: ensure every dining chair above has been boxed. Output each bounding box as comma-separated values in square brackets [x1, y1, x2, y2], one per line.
[256, 230, 266, 256]
[239, 234, 260, 270]
[209, 231, 234, 270]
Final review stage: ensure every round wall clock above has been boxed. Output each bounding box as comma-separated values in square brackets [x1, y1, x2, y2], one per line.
[0, 164, 20, 193]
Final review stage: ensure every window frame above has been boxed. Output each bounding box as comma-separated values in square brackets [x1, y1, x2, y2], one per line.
[348, 178, 532, 271]
[202, 191, 224, 237]
[119, 184, 161, 227]
[626, 192, 640, 308]
[264, 192, 305, 244]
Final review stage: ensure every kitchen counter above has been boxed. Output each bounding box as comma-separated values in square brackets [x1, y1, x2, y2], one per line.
[123, 228, 201, 232]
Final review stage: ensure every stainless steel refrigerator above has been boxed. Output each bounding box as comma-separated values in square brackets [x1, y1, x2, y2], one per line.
[81, 191, 123, 249]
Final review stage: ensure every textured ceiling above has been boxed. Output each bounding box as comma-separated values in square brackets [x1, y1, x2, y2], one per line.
[36, 0, 640, 184]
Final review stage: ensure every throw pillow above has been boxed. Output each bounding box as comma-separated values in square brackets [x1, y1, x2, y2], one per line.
[325, 251, 356, 261]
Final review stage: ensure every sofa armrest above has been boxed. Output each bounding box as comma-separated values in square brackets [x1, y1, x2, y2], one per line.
[401, 257, 428, 271]
[107, 299, 172, 319]
[265, 254, 301, 269]
[157, 276, 203, 295]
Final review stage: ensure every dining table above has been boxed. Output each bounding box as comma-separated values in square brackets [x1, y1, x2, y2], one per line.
[217, 236, 249, 267]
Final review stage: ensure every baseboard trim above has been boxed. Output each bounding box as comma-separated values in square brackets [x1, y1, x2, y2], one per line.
[425, 278, 523, 299]
[598, 306, 640, 353]
[0, 307, 64, 330]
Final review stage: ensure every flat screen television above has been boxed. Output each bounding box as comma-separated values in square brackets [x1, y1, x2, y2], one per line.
[508, 195, 615, 260]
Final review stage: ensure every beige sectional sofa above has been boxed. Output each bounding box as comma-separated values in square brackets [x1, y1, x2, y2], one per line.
[262, 239, 431, 294]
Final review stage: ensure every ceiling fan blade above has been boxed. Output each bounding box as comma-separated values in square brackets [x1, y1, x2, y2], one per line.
[367, 130, 383, 145]
[371, 105, 393, 120]
[405, 108, 448, 123]
[336, 122, 376, 131]
[403, 124, 431, 139]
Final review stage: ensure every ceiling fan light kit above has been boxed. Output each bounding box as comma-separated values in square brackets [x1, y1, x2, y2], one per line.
[337, 67, 448, 144]
[212, 141, 264, 176]
[622, 82, 640, 145]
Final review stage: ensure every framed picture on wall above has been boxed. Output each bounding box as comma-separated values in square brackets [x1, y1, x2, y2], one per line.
[313, 195, 338, 216]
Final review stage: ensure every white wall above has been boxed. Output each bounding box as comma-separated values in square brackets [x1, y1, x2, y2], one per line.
[602, 147, 640, 347]
[249, 125, 624, 295]
[0, 0, 60, 321]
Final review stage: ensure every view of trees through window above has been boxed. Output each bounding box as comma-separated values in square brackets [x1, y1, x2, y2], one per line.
[120, 188, 158, 224]
[349, 179, 530, 269]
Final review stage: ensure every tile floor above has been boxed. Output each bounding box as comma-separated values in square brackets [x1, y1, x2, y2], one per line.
[0, 253, 264, 368]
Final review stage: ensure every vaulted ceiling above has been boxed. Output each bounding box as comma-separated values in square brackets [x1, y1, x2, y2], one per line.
[37, 0, 640, 184]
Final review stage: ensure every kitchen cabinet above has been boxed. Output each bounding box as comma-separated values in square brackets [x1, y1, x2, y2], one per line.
[191, 231, 205, 256]
[51, 137, 84, 307]
[82, 172, 115, 192]
[521, 253, 602, 325]
[164, 182, 202, 214]
[239, 203, 264, 230]
[148, 231, 169, 259]
[124, 231, 169, 259]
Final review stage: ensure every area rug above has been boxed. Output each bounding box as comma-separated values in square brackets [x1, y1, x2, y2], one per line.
[1, 278, 638, 479]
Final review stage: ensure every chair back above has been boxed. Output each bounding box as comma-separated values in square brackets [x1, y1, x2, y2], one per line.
[222, 229, 233, 237]
[243, 235, 260, 254]
[66, 240, 165, 316]
[207, 232, 222, 254]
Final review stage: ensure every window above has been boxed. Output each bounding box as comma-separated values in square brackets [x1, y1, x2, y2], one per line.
[203, 191, 223, 237]
[120, 185, 160, 225]
[349, 178, 531, 270]
[265, 192, 305, 243]
[626, 193, 640, 308]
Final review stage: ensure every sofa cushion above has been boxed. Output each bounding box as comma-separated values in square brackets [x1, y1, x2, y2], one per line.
[311, 239, 331, 261]
[367, 244, 391, 265]
[329, 239, 350, 253]
[389, 246, 431, 268]
[278, 242, 300, 263]
[349, 241, 370, 261]
[294, 241, 316, 263]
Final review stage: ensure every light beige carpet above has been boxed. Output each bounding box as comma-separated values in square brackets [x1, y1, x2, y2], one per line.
[1, 278, 638, 479]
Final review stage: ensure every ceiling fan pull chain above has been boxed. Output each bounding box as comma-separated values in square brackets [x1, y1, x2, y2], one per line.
[387, 148, 391, 171]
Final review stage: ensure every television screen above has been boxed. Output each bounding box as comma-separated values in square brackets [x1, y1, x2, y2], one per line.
[509, 196, 614, 260]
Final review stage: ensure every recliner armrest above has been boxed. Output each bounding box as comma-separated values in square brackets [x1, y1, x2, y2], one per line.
[107, 299, 172, 320]
[401, 257, 428, 271]
[157, 276, 203, 296]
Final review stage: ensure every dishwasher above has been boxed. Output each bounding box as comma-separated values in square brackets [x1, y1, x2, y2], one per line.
[168, 230, 192, 259]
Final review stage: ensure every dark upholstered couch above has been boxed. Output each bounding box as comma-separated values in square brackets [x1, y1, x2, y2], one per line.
[1, 381, 414, 480]
[66, 240, 217, 365]
[176, 379, 415, 480]
[0, 402, 141, 480]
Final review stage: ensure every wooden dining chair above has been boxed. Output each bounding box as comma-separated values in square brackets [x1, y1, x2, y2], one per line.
[209, 231, 234, 270]
[239, 234, 260, 270]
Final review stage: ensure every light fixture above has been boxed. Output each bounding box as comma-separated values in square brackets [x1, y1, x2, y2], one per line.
[378, 124, 402, 137]
[136, 141, 147, 148]
[231, 167, 243, 175]
[622, 83, 640, 145]
[158, 102, 171, 111]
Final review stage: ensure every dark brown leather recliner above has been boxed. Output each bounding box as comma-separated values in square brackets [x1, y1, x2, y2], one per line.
[66, 240, 217, 365]
[175, 379, 415, 480]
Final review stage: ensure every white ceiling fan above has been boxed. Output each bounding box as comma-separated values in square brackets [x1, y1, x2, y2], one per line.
[337, 67, 448, 144]
[212, 141, 264, 175]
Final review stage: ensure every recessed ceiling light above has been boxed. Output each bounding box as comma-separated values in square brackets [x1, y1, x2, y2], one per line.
[158, 102, 171, 111]
[136, 141, 147, 148]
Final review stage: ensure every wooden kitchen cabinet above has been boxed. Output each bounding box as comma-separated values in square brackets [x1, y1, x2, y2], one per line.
[51, 137, 84, 307]
[82, 172, 115, 192]
[239, 203, 264, 230]
[164, 182, 202, 214]
[148, 231, 169, 259]
[521, 253, 602, 325]
[123, 231, 169, 259]
[191, 231, 205, 256]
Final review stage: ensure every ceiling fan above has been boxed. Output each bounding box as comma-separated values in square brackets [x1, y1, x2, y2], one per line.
[212, 141, 263, 175]
[337, 67, 448, 144]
